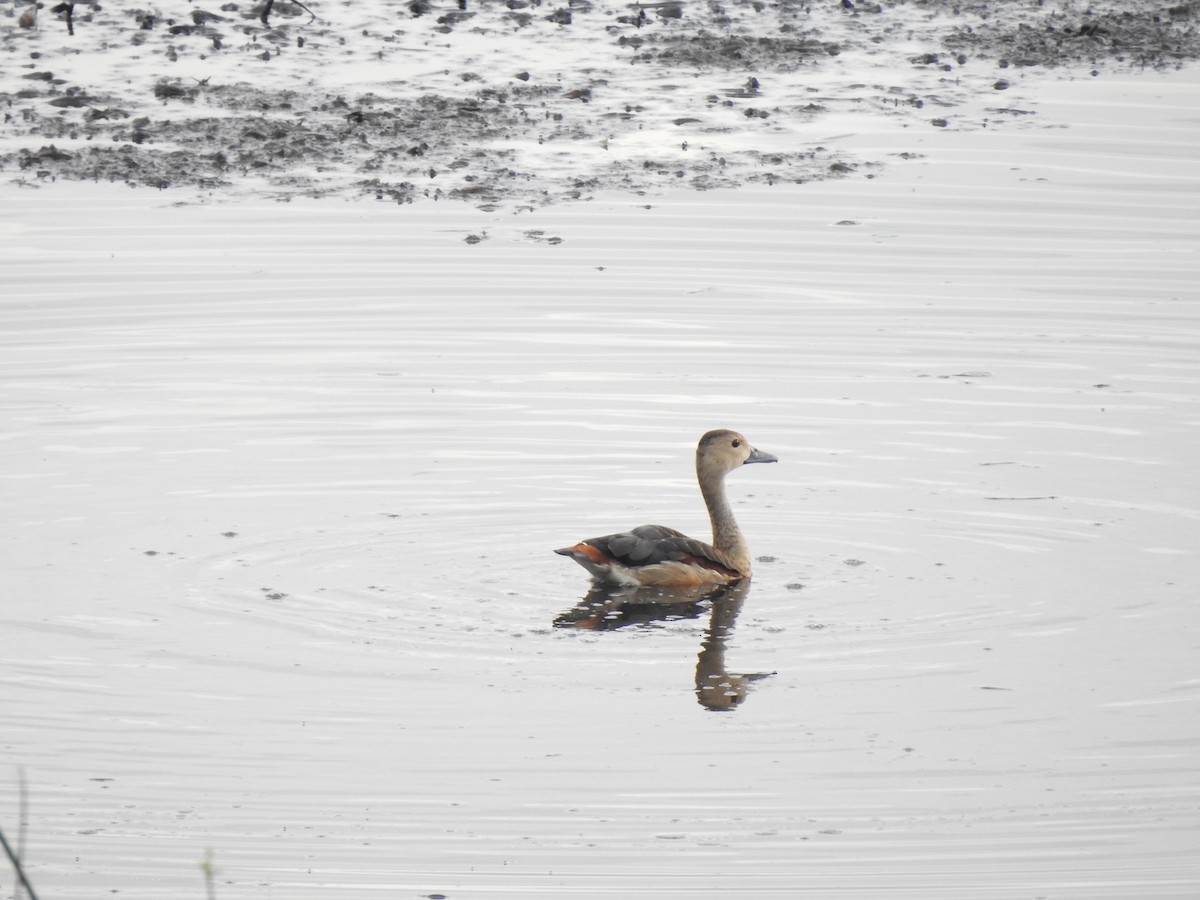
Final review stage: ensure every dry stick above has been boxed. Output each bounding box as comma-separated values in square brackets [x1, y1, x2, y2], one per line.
[259, 0, 317, 26]
[0, 827, 40, 900]
[49, 1, 75, 35]
[201, 848, 218, 900]
[15, 768, 29, 900]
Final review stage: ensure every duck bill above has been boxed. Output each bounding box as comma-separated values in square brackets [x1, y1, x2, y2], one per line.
[745, 447, 778, 465]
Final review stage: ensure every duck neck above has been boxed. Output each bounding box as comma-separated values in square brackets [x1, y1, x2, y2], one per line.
[699, 466, 750, 575]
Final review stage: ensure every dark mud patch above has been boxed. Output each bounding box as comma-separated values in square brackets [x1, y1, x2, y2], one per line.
[4, 71, 861, 203]
[935, 1, 1200, 69]
[1, 0, 1197, 205]
[621, 29, 841, 71]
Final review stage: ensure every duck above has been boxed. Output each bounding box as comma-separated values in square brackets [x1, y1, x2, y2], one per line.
[555, 429, 777, 586]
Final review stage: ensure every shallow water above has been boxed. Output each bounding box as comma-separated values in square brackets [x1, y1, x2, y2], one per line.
[3, 72, 1200, 898]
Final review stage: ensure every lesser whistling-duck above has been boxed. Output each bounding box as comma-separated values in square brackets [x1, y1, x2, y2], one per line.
[555, 429, 777, 586]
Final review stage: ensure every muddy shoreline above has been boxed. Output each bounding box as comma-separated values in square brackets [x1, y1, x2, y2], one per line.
[3, 0, 1197, 205]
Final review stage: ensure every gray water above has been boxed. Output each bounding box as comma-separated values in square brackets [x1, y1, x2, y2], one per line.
[3, 72, 1199, 898]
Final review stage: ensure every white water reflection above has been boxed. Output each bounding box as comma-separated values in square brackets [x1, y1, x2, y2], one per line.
[3, 73, 1199, 899]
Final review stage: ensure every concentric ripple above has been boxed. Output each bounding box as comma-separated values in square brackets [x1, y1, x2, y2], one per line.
[3, 72, 1199, 899]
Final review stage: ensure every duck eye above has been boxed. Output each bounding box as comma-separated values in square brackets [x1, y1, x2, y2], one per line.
[731, 439, 741, 448]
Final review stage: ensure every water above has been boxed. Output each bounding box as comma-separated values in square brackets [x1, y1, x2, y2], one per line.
[2, 72, 1199, 898]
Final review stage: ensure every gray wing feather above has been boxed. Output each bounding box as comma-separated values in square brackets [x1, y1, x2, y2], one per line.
[587, 524, 742, 576]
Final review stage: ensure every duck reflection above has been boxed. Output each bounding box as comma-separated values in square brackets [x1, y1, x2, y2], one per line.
[553, 579, 774, 711]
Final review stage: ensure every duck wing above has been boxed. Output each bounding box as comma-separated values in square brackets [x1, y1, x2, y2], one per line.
[580, 524, 744, 579]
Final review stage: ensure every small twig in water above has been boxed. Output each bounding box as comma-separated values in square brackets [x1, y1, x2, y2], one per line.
[0, 826, 40, 900]
[201, 847, 218, 900]
[16, 767, 29, 900]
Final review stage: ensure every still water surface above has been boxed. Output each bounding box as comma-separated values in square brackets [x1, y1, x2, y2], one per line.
[3, 73, 1199, 898]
